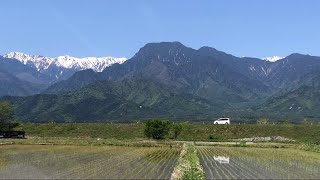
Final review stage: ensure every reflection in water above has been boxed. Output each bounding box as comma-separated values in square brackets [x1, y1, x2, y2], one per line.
[214, 156, 230, 164]
[198, 146, 320, 179]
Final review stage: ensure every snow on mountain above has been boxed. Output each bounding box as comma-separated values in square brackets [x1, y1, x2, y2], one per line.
[263, 56, 284, 62]
[3, 52, 127, 72]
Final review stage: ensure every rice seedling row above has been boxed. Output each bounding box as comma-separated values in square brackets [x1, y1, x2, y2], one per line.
[197, 146, 320, 179]
[0, 145, 180, 179]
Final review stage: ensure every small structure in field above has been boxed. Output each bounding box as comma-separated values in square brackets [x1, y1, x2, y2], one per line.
[0, 131, 25, 138]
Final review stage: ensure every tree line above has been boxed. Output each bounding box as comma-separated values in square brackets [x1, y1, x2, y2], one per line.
[0, 101, 19, 130]
[144, 119, 183, 139]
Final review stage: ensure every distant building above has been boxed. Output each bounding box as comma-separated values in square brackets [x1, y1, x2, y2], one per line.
[0, 131, 25, 138]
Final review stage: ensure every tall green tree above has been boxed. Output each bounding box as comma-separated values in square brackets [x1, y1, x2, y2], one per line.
[144, 119, 171, 139]
[0, 101, 16, 130]
[172, 123, 183, 139]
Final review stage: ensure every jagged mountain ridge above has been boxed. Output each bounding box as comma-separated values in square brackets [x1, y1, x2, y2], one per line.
[46, 42, 273, 102]
[2, 52, 127, 81]
[45, 42, 320, 100]
[0, 52, 127, 97]
[2, 42, 320, 122]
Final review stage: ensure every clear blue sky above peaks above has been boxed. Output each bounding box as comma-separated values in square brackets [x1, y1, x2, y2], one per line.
[0, 0, 319, 59]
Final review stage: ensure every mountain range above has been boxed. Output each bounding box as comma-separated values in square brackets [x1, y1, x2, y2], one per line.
[1, 42, 320, 122]
[3, 52, 127, 80]
[0, 52, 126, 97]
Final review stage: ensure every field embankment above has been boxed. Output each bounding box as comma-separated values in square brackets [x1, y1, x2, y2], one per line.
[171, 143, 204, 180]
[13, 123, 320, 145]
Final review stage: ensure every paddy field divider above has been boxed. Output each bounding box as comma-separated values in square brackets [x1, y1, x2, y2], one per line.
[171, 142, 205, 180]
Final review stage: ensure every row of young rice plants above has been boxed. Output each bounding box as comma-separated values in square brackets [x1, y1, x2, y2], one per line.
[216, 146, 320, 179]
[0, 145, 180, 179]
[197, 146, 320, 179]
[197, 147, 262, 179]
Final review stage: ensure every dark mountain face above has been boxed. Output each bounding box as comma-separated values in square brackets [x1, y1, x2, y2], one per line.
[46, 42, 272, 103]
[256, 72, 320, 117]
[0, 57, 52, 97]
[44, 69, 99, 94]
[3, 42, 320, 122]
[264, 54, 320, 89]
[2, 77, 216, 122]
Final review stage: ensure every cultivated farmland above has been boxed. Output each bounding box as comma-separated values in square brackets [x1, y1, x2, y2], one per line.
[0, 145, 180, 179]
[197, 146, 320, 179]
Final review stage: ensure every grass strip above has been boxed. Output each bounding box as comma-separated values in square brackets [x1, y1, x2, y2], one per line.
[171, 142, 205, 180]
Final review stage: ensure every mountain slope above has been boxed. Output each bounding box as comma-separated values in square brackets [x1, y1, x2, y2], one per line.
[3, 42, 320, 122]
[255, 72, 320, 117]
[2, 77, 216, 122]
[263, 54, 320, 89]
[46, 42, 271, 104]
[0, 57, 52, 97]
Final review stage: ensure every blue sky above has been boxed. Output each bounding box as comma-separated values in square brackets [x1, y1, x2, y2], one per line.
[0, 0, 319, 58]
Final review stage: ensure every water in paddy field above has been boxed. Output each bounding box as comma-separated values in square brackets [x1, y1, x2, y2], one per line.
[197, 146, 320, 179]
[0, 145, 180, 179]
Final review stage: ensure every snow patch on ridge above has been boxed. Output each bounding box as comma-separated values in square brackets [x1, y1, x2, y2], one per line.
[263, 56, 283, 62]
[3, 52, 127, 72]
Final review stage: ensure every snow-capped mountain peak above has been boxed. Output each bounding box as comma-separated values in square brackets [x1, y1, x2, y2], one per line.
[263, 56, 284, 62]
[3, 52, 127, 72]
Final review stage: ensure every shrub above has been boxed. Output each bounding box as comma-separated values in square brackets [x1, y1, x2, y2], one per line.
[257, 118, 269, 125]
[208, 134, 224, 141]
[144, 119, 171, 139]
[302, 118, 314, 125]
[171, 123, 183, 139]
[132, 120, 141, 124]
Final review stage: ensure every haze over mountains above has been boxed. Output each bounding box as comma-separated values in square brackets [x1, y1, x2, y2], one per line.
[1, 42, 320, 122]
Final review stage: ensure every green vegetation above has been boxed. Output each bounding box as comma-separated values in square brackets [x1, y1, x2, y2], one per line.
[258, 84, 320, 118]
[182, 143, 205, 180]
[1, 120, 319, 179]
[256, 118, 270, 124]
[171, 143, 204, 180]
[1, 137, 182, 148]
[178, 124, 320, 145]
[296, 143, 320, 153]
[171, 123, 183, 139]
[144, 119, 185, 139]
[12, 123, 320, 145]
[14, 123, 145, 139]
[2, 78, 213, 123]
[0, 101, 19, 130]
[144, 119, 171, 139]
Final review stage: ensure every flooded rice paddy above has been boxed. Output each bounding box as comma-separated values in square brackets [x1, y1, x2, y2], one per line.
[1, 144, 319, 179]
[0, 145, 180, 179]
[197, 146, 320, 179]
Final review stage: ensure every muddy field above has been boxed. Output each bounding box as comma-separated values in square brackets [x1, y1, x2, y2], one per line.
[0, 145, 180, 179]
[197, 146, 320, 179]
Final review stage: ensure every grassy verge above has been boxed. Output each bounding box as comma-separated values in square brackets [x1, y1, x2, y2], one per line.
[195, 141, 320, 153]
[295, 143, 320, 153]
[171, 143, 204, 180]
[0, 136, 182, 148]
[178, 124, 320, 144]
[195, 141, 294, 148]
[13, 123, 320, 144]
[14, 123, 145, 139]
